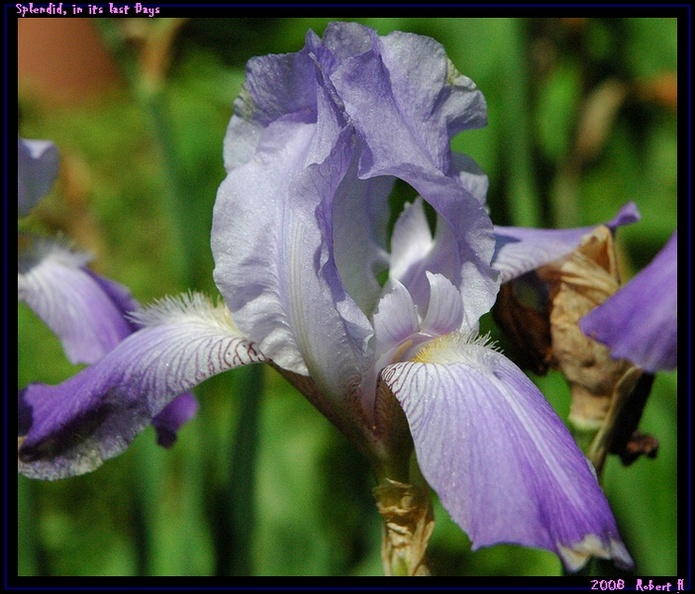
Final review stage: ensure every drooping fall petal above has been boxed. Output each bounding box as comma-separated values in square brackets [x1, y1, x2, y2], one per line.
[18, 293, 265, 480]
[18, 237, 139, 365]
[382, 334, 633, 572]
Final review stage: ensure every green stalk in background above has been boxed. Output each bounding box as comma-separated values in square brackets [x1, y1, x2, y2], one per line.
[499, 19, 543, 228]
[96, 19, 265, 576]
[225, 365, 265, 576]
[97, 19, 192, 286]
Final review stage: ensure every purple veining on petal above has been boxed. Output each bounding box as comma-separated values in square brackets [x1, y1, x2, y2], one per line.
[18, 294, 265, 480]
[382, 336, 633, 571]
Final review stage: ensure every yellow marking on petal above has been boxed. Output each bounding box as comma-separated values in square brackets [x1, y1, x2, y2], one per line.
[392, 338, 415, 363]
[412, 332, 497, 365]
[130, 291, 240, 334]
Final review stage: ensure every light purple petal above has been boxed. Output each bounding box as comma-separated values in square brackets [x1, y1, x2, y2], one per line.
[389, 198, 437, 286]
[493, 202, 641, 283]
[319, 23, 499, 323]
[389, 198, 460, 314]
[323, 22, 487, 177]
[152, 392, 200, 448]
[381, 335, 633, 571]
[372, 279, 420, 369]
[420, 272, 464, 336]
[18, 238, 137, 364]
[18, 138, 60, 217]
[215, 120, 325, 376]
[214, 21, 498, 425]
[580, 231, 677, 372]
[213, 120, 375, 418]
[18, 293, 265, 480]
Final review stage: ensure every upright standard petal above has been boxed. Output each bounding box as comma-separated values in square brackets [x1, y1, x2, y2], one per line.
[388, 197, 492, 333]
[381, 334, 633, 571]
[18, 237, 139, 365]
[214, 21, 499, 430]
[322, 22, 487, 177]
[580, 231, 677, 372]
[492, 202, 641, 283]
[18, 293, 265, 480]
[213, 118, 375, 421]
[18, 138, 60, 217]
[318, 23, 499, 324]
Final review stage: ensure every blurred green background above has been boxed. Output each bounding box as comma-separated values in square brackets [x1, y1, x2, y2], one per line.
[17, 17, 678, 576]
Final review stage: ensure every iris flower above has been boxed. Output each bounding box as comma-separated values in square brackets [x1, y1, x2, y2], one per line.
[580, 231, 677, 373]
[18, 23, 633, 572]
[18, 137, 197, 451]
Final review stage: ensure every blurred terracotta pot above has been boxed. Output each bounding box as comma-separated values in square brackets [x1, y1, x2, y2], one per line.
[18, 19, 123, 104]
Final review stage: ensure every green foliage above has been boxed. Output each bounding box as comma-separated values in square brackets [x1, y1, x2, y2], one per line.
[17, 17, 678, 576]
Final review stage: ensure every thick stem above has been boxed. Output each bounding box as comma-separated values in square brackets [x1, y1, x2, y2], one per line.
[372, 478, 434, 576]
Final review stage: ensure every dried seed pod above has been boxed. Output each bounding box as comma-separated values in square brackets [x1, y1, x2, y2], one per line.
[494, 225, 659, 475]
[535, 226, 656, 474]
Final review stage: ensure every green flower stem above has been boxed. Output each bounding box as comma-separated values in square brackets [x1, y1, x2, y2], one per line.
[132, 441, 161, 576]
[226, 365, 265, 576]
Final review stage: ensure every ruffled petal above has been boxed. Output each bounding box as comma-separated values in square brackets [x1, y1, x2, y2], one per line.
[18, 138, 60, 217]
[381, 334, 633, 571]
[18, 237, 138, 364]
[493, 202, 641, 283]
[580, 231, 677, 372]
[319, 23, 499, 326]
[18, 293, 265, 480]
[323, 22, 486, 177]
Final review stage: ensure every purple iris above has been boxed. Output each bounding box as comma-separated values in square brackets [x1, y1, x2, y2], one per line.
[18, 138, 197, 454]
[18, 24, 633, 572]
[580, 231, 677, 372]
